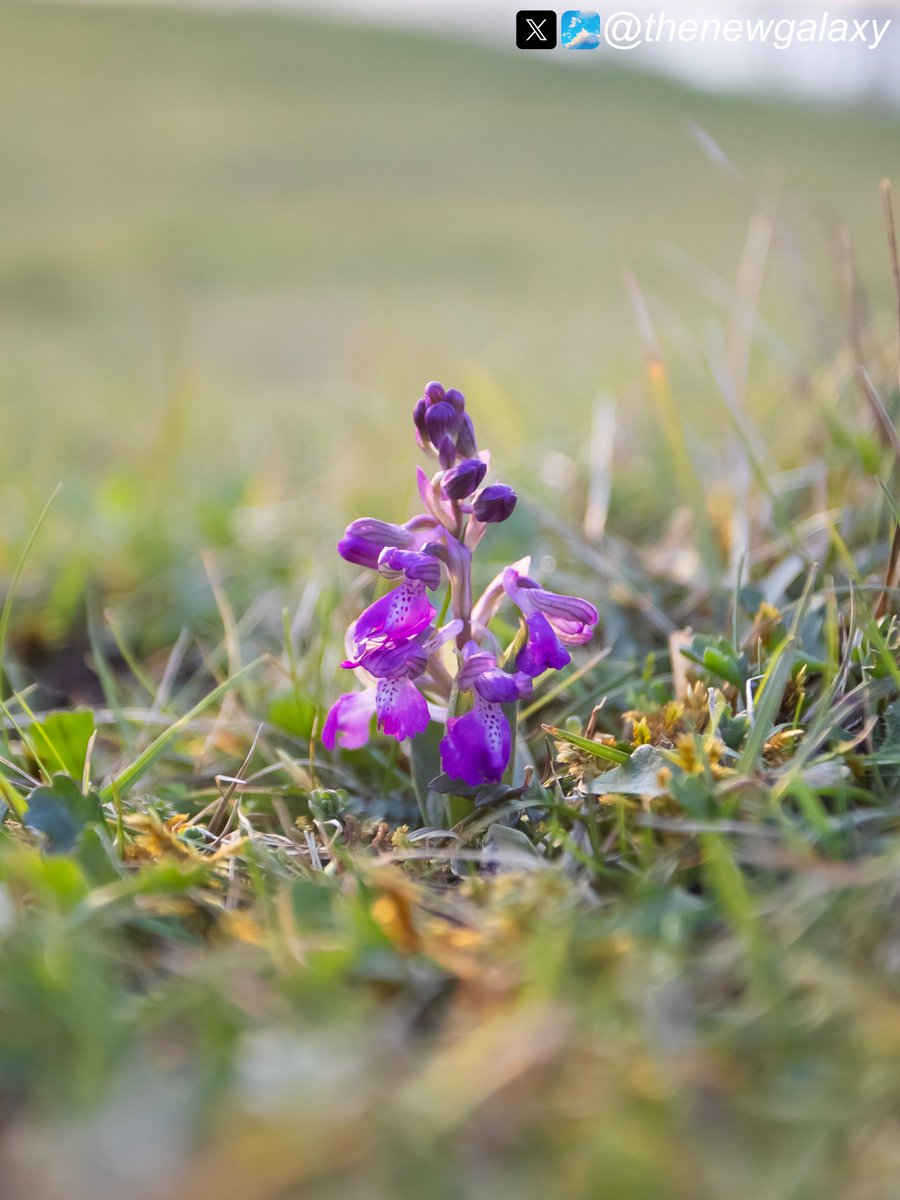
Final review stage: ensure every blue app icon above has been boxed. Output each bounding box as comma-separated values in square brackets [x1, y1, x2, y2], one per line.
[561, 10, 601, 49]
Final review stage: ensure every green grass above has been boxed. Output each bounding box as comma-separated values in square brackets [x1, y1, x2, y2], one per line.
[0, 4, 899, 1198]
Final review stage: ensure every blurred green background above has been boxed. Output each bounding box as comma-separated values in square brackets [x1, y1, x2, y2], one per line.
[1, 2, 898, 645]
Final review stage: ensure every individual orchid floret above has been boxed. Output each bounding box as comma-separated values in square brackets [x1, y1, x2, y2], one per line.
[441, 457, 487, 501]
[327, 620, 462, 752]
[503, 568, 598, 645]
[377, 547, 442, 589]
[502, 567, 599, 678]
[337, 516, 435, 569]
[351, 549, 442, 654]
[473, 483, 517, 524]
[456, 642, 533, 705]
[322, 673, 429, 748]
[438, 642, 532, 786]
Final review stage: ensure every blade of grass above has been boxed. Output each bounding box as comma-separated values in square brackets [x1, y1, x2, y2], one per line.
[542, 725, 630, 765]
[0, 483, 62, 704]
[624, 268, 722, 584]
[737, 634, 795, 773]
[87, 599, 132, 747]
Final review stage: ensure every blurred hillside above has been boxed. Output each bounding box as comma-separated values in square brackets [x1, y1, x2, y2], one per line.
[1, 2, 898, 646]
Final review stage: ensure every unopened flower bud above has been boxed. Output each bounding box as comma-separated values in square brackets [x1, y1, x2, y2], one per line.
[473, 484, 517, 524]
[423, 381, 446, 405]
[441, 457, 487, 501]
[424, 401, 458, 446]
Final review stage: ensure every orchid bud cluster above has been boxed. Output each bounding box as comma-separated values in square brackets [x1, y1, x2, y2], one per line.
[322, 382, 599, 788]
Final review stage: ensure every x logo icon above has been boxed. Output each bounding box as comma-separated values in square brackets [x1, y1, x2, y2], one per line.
[516, 10, 557, 49]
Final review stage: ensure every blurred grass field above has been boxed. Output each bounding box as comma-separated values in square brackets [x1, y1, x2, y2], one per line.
[1, 2, 899, 641]
[1, 6, 900, 1199]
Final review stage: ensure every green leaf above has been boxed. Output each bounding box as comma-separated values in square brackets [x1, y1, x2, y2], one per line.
[702, 647, 745, 690]
[484, 823, 539, 866]
[586, 744, 678, 797]
[268, 689, 319, 739]
[291, 877, 338, 930]
[76, 823, 123, 886]
[24, 775, 105, 854]
[409, 720, 448, 826]
[29, 709, 95, 781]
[0, 848, 90, 908]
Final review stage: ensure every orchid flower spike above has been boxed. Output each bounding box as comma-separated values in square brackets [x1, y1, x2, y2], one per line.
[323, 382, 599, 788]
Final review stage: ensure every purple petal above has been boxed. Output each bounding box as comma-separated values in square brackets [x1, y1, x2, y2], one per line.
[423, 381, 446, 405]
[515, 612, 571, 676]
[528, 591, 598, 645]
[376, 678, 431, 741]
[473, 668, 532, 704]
[456, 413, 478, 458]
[457, 641, 497, 691]
[337, 518, 414, 569]
[504, 569, 598, 646]
[321, 691, 376, 751]
[353, 581, 436, 649]
[444, 387, 466, 414]
[439, 698, 510, 787]
[344, 635, 428, 680]
[377, 547, 442, 590]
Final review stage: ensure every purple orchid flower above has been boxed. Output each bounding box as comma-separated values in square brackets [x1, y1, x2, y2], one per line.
[439, 642, 532, 786]
[501, 567, 599, 678]
[327, 620, 462, 750]
[351, 548, 442, 654]
[325, 382, 599, 795]
[515, 612, 572, 677]
[321, 678, 430, 748]
[337, 515, 437, 569]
